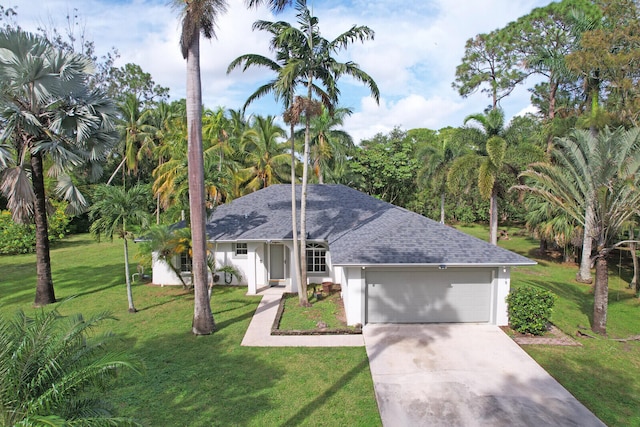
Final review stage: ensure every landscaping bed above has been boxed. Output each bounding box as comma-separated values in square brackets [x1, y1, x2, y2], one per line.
[272, 291, 362, 335]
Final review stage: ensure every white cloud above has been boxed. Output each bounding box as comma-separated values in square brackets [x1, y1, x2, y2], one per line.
[10, 0, 554, 140]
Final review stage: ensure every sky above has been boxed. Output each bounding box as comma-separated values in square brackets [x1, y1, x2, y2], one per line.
[7, 0, 554, 143]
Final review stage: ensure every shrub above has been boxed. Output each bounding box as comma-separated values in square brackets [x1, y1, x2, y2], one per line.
[506, 286, 556, 335]
[0, 200, 71, 255]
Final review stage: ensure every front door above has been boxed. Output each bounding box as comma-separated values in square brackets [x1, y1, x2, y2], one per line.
[269, 244, 285, 281]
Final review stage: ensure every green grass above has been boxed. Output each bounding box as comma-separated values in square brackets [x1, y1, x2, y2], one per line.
[4, 229, 640, 426]
[0, 235, 381, 426]
[278, 291, 358, 331]
[458, 224, 640, 426]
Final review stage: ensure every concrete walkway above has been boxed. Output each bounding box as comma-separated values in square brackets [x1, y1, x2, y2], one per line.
[240, 286, 364, 347]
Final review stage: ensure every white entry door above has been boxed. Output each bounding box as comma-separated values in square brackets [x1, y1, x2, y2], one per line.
[269, 244, 285, 280]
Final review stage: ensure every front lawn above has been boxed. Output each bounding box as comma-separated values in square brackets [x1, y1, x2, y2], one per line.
[3, 229, 640, 425]
[0, 235, 381, 426]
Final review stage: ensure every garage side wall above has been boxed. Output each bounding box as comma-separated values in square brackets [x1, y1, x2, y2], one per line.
[341, 267, 365, 326]
[494, 267, 510, 326]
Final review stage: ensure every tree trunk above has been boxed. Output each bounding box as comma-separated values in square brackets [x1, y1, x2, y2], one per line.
[545, 80, 558, 156]
[186, 35, 215, 335]
[31, 151, 56, 306]
[629, 227, 638, 293]
[577, 202, 594, 283]
[489, 187, 498, 245]
[290, 119, 302, 295]
[592, 253, 609, 335]
[440, 192, 445, 224]
[123, 237, 136, 313]
[298, 111, 310, 307]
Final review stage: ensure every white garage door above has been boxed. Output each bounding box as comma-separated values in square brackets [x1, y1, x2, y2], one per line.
[366, 268, 493, 323]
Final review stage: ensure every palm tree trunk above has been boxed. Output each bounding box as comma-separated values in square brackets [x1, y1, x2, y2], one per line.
[592, 253, 609, 335]
[186, 34, 215, 335]
[298, 109, 310, 307]
[290, 119, 302, 294]
[123, 237, 136, 313]
[440, 192, 445, 224]
[577, 202, 594, 283]
[489, 187, 498, 245]
[630, 227, 639, 295]
[31, 151, 56, 306]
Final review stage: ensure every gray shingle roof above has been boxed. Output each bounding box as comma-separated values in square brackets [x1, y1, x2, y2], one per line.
[206, 184, 535, 266]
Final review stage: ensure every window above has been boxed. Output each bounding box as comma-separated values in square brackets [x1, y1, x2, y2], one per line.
[179, 252, 192, 273]
[306, 243, 327, 272]
[234, 242, 248, 257]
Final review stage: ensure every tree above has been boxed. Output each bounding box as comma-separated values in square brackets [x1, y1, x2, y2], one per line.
[280, 0, 379, 305]
[239, 115, 289, 192]
[515, 127, 640, 334]
[567, 0, 640, 128]
[0, 29, 118, 306]
[228, 14, 331, 305]
[0, 308, 142, 426]
[295, 106, 354, 184]
[449, 109, 508, 245]
[172, 0, 229, 334]
[352, 128, 419, 207]
[453, 30, 526, 109]
[89, 184, 151, 313]
[502, 0, 600, 154]
[416, 127, 467, 224]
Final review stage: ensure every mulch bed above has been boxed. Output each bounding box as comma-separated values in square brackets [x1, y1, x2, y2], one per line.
[271, 292, 362, 336]
[501, 325, 582, 346]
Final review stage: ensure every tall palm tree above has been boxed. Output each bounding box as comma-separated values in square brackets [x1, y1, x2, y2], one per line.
[448, 108, 507, 245]
[172, 0, 230, 334]
[228, 17, 330, 301]
[279, 0, 379, 303]
[89, 184, 151, 313]
[0, 308, 142, 426]
[239, 115, 289, 192]
[515, 127, 640, 334]
[0, 29, 118, 306]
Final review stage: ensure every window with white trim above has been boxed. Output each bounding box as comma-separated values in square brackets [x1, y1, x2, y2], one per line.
[179, 252, 192, 273]
[306, 243, 327, 272]
[233, 242, 248, 257]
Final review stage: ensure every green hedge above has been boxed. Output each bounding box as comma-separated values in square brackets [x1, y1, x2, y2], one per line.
[506, 286, 556, 335]
[0, 201, 71, 255]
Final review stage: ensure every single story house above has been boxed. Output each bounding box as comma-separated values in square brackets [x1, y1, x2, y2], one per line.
[151, 184, 535, 326]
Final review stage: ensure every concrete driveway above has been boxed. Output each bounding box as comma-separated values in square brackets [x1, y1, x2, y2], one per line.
[363, 324, 606, 427]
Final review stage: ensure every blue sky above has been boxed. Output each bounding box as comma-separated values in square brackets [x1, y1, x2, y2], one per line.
[9, 0, 553, 142]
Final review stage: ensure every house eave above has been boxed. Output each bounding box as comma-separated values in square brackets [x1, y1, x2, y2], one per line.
[332, 261, 537, 268]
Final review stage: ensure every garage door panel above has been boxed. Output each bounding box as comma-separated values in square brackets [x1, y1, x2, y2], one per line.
[366, 269, 492, 323]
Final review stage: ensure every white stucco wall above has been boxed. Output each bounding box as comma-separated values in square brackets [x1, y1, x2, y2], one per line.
[494, 266, 511, 326]
[341, 266, 365, 326]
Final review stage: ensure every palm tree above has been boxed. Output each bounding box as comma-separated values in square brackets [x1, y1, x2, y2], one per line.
[515, 127, 640, 334]
[238, 115, 289, 192]
[295, 106, 354, 184]
[417, 128, 467, 224]
[448, 108, 507, 245]
[89, 184, 151, 313]
[228, 16, 329, 301]
[0, 308, 142, 426]
[0, 29, 118, 306]
[279, 0, 380, 304]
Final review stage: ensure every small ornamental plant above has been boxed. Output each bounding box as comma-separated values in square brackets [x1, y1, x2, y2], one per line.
[506, 286, 557, 335]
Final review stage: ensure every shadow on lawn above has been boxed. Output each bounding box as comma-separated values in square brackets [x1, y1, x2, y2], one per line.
[521, 278, 594, 325]
[121, 331, 284, 426]
[281, 358, 371, 427]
